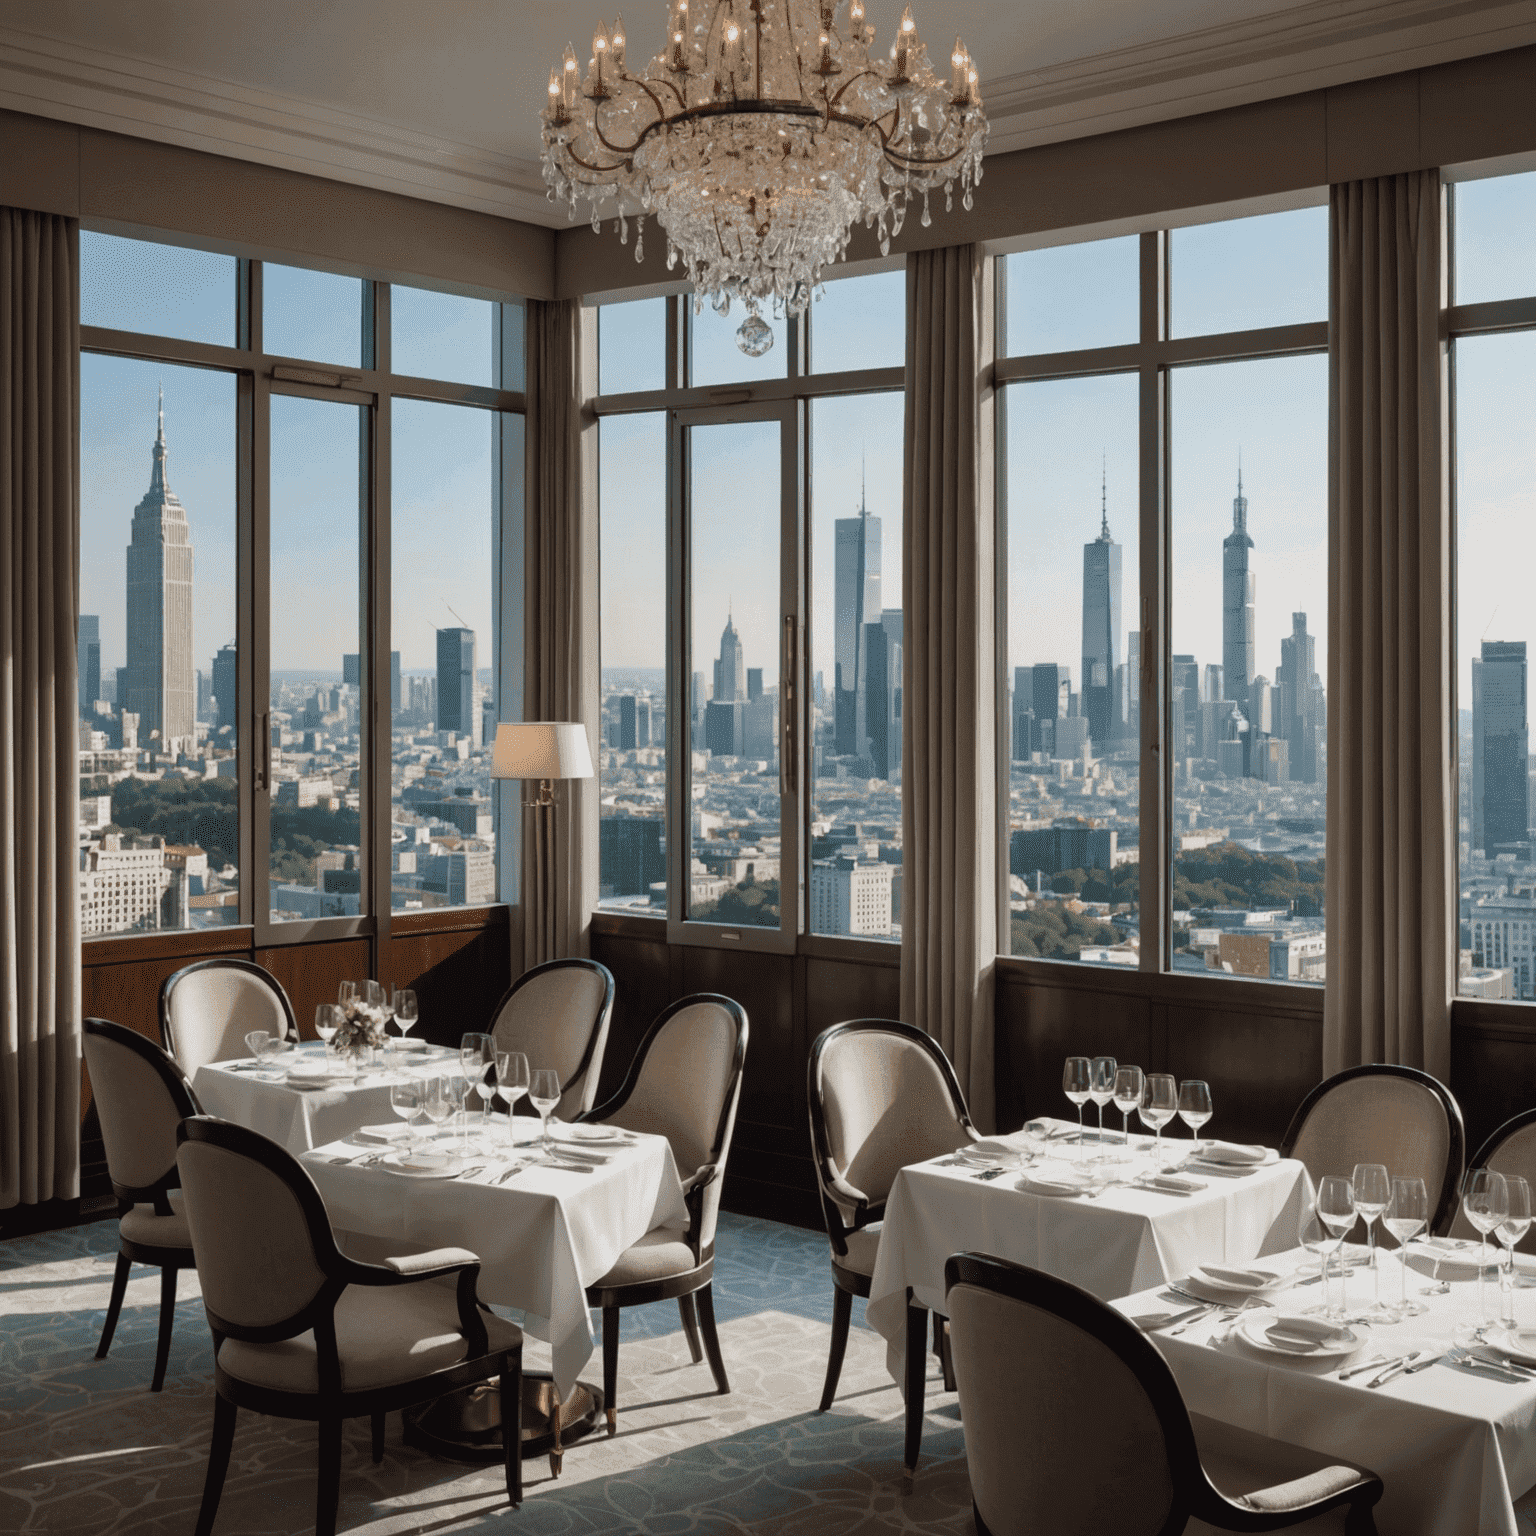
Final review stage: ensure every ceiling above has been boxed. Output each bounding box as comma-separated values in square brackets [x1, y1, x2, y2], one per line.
[2, 0, 1534, 226]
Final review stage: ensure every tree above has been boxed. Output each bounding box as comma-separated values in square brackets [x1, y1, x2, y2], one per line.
[690, 878, 781, 927]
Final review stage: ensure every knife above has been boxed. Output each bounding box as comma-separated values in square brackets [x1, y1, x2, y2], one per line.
[1366, 1352, 1420, 1387]
[1402, 1353, 1445, 1374]
[1141, 1303, 1215, 1332]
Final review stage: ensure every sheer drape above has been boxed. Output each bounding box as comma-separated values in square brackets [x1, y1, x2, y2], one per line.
[1325, 171, 1453, 1081]
[1, 208, 81, 1208]
[901, 245, 998, 1131]
[521, 298, 600, 969]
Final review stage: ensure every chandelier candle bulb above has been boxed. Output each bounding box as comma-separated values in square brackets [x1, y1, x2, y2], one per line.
[611, 14, 626, 67]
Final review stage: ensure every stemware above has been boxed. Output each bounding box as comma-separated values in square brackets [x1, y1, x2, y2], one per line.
[1112, 1066, 1144, 1147]
[392, 987, 419, 1045]
[1463, 1168, 1510, 1334]
[1138, 1074, 1178, 1171]
[1351, 1163, 1392, 1320]
[1300, 1204, 1347, 1322]
[420, 1076, 453, 1145]
[1383, 1177, 1429, 1319]
[459, 1033, 496, 1131]
[244, 1029, 271, 1065]
[1317, 1175, 1358, 1318]
[337, 980, 358, 1010]
[1177, 1081, 1213, 1159]
[499, 1051, 531, 1145]
[390, 1078, 424, 1150]
[255, 1034, 288, 1077]
[314, 1004, 338, 1047]
[1497, 1175, 1533, 1329]
[444, 1072, 472, 1150]
[1062, 1057, 1092, 1154]
[529, 1069, 561, 1158]
[1088, 1056, 1117, 1148]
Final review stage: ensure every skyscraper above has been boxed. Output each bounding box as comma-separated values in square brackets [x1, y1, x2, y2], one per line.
[1474, 640, 1529, 855]
[834, 493, 881, 756]
[712, 612, 745, 703]
[1030, 664, 1071, 755]
[125, 388, 195, 751]
[436, 627, 477, 744]
[212, 643, 237, 734]
[1080, 475, 1122, 748]
[1171, 655, 1199, 758]
[1222, 468, 1256, 717]
[78, 615, 100, 714]
[1277, 613, 1320, 784]
[618, 693, 652, 750]
[865, 609, 903, 781]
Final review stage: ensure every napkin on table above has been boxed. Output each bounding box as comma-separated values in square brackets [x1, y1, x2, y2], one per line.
[1264, 1315, 1349, 1350]
[1142, 1174, 1207, 1194]
[1017, 1174, 1084, 1198]
[1190, 1264, 1278, 1291]
[1198, 1141, 1270, 1166]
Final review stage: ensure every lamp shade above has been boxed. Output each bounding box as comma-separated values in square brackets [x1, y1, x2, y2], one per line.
[491, 721, 594, 781]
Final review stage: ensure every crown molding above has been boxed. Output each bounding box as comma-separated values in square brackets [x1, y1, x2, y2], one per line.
[2, 3, 1535, 232]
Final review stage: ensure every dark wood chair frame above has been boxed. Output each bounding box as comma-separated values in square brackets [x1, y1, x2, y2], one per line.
[1280, 1063, 1467, 1236]
[1468, 1106, 1536, 1173]
[944, 1252, 1383, 1536]
[178, 1117, 523, 1536]
[581, 993, 749, 1436]
[84, 1017, 201, 1393]
[487, 956, 616, 1115]
[159, 957, 299, 1064]
[806, 1018, 974, 1418]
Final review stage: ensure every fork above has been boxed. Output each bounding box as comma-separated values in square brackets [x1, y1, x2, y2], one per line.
[1447, 1346, 1529, 1382]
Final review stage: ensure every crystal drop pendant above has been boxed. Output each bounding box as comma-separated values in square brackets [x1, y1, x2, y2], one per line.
[736, 313, 774, 357]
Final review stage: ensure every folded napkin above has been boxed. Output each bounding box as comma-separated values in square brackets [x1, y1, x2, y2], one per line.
[1198, 1141, 1271, 1166]
[1018, 1174, 1084, 1198]
[354, 1123, 412, 1142]
[1142, 1175, 1207, 1195]
[1264, 1316, 1349, 1351]
[965, 1138, 1017, 1159]
[1190, 1264, 1281, 1292]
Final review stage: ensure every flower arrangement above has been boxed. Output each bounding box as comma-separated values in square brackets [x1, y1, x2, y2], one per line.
[332, 999, 389, 1053]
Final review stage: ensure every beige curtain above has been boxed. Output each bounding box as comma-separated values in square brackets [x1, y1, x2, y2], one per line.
[1, 208, 81, 1209]
[901, 245, 998, 1132]
[1325, 171, 1453, 1082]
[520, 298, 600, 969]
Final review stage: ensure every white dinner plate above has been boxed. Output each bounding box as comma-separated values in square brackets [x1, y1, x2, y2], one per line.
[554, 1124, 634, 1145]
[1235, 1313, 1367, 1359]
[1180, 1265, 1286, 1302]
[1484, 1325, 1536, 1367]
[355, 1122, 413, 1142]
[380, 1150, 463, 1177]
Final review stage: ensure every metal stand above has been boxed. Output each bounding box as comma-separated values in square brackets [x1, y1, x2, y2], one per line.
[401, 1371, 603, 1475]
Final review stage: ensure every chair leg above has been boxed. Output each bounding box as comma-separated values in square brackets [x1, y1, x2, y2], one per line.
[501, 1351, 523, 1507]
[678, 1292, 704, 1363]
[903, 1299, 927, 1489]
[151, 1265, 178, 1392]
[548, 1393, 563, 1478]
[193, 1393, 237, 1536]
[695, 1284, 730, 1396]
[371, 1411, 385, 1464]
[1345, 1501, 1379, 1536]
[97, 1251, 132, 1360]
[819, 1285, 854, 1412]
[315, 1414, 343, 1536]
[939, 1318, 956, 1394]
[603, 1305, 621, 1436]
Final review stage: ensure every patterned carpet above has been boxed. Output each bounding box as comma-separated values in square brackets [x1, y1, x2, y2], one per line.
[0, 1213, 973, 1534]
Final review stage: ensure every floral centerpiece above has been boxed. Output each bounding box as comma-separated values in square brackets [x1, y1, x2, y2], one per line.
[332, 998, 389, 1055]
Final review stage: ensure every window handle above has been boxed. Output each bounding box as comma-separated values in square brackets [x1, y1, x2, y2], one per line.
[255, 710, 270, 792]
[781, 614, 797, 798]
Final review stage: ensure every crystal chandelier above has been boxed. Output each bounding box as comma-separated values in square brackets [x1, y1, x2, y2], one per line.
[540, 0, 987, 354]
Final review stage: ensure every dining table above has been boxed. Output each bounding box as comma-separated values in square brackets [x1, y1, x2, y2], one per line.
[1114, 1241, 1536, 1536]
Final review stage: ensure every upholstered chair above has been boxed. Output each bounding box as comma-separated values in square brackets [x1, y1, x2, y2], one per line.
[1281, 1065, 1465, 1236]
[176, 1116, 523, 1536]
[1450, 1108, 1536, 1252]
[806, 1019, 977, 1413]
[944, 1252, 1384, 1536]
[82, 1017, 201, 1392]
[582, 994, 749, 1437]
[488, 957, 615, 1120]
[160, 958, 297, 1076]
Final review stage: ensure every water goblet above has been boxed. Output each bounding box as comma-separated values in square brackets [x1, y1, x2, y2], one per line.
[1021, 1120, 1052, 1164]
[1384, 1176, 1429, 1319]
[256, 1034, 288, 1078]
[392, 987, 418, 1046]
[1088, 1056, 1117, 1151]
[459, 1033, 496, 1134]
[1497, 1175, 1532, 1329]
[1138, 1074, 1178, 1172]
[314, 1003, 338, 1046]
[337, 980, 357, 1010]
[1112, 1066, 1144, 1148]
[1062, 1057, 1092, 1157]
[1318, 1175, 1357, 1318]
[1300, 1205, 1347, 1321]
[1351, 1163, 1393, 1320]
[390, 1078, 424, 1152]
[1178, 1081, 1213, 1160]
[1463, 1169, 1510, 1335]
[244, 1029, 271, 1066]
[420, 1076, 453, 1147]
[499, 1051, 530, 1144]
[529, 1069, 561, 1158]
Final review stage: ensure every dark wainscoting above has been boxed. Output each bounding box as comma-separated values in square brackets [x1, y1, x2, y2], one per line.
[1451, 1001, 1536, 1162]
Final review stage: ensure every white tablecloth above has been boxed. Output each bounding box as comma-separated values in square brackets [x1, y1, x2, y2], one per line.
[301, 1132, 690, 1396]
[866, 1121, 1310, 1380]
[1114, 1246, 1536, 1536]
[193, 1043, 457, 1152]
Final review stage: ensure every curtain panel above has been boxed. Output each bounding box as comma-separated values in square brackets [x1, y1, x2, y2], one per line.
[1325, 171, 1454, 1082]
[1, 208, 81, 1209]
[520, 298, 600, 970]
[900, 244, 998, 1132]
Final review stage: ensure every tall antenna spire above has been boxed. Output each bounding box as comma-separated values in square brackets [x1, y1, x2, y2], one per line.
[1100, 454, 1110, 539]
[1232, 451, 1248, 534]
[149, 383, 169, 495]
[860, 449, 868, 517]
[157, 382, 165, 444]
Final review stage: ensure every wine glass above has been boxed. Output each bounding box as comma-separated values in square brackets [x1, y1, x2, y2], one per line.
[499, 1051, 530, 1145]
[1351, 1163, 1392, 1320]
[445, 1073, 471, 1150]
[1384, 1177, 1428, 1319]
[244, 1029, 271, 1067]
[1318, 1175, 1357, 1318]
[1112, 1066, 1144, 1147]
[390, 1078, 424, 1151]
[1463, 1168, 1510, 1335]
[337, 980, 357, 1010]
[420, 1076, 453, 1146]
[459, 1033, 496, 1133]
[1022, 1119, 1052, 1164]
[1088, 1056, 1117, 1150]
[1177, 1081, 1213, 1160]
[1062, 1057, 1092, 1155]
[1497, 1174, 1532, 1329]
[529, 1069, 561, 1158]
[1138, 1074, 1178, 1171]
[256, 1034, 288, 1078]
[314, 1003, 338, 1044]
[1300, 1204, 1347, 1322]
[392, 987, 418, 1046]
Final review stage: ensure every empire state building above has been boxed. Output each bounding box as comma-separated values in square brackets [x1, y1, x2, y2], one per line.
[125, 388, 195, 751]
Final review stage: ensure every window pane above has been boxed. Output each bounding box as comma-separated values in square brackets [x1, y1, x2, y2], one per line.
[689, 304, 787, 387]
[810, 394, 903, 940]
[599, 413, 669, 915]
[80, 356, 239, 935]
[687, 419, 781, 926]
[1455, 172, 1536, 306]
[1003, 375, 1140, 967]
[392, 284, 495, 386]
[391, 400, 498, 913]
[1169, 354, 1328, 983]
[811, 271, 905, 373]
[268, 396, 366, 923]
[81, 232, 236, 347]
[599, 298, 666, 394]
[1171, 208, 1327, 338]
[1003, 236, 1139, 356]
[1456, 331, 1536, 1000]
[264, 263, 363, 367]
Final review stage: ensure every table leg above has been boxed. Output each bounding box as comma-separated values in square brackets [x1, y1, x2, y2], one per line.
[401, 1371, 601, 1467]
[903, 1294, 927, 1490]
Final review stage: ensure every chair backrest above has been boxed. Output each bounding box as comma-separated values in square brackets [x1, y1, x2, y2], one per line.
[160, 959, 296, 1077]
[176, 1117, 341, 1337]
[1281, 1065, 1466, 1235]
[82, 1018, 200, 1203]
[488, 958, 615, 1119]
[944, 1252, 1204, 1536]
[591, 994, 748, 1253]
[808, 1020, 974, 1226]
[1450, 1109, 1536, 1250]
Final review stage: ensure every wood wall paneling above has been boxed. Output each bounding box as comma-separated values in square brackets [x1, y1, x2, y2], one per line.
[1450, 1008, 1536, 1162]
[255, 939, 371, 1042]
[589, 929, 679, 1104]
[386, 908, 512, 1049]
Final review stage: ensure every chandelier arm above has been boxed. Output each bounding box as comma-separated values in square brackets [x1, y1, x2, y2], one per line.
[826, 67, 882, 112]
[557, 143, 632, 177]
[590, 89, 663, 158]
